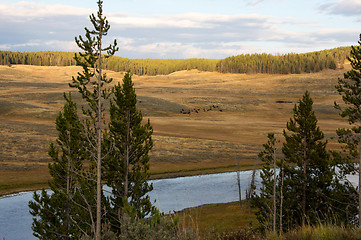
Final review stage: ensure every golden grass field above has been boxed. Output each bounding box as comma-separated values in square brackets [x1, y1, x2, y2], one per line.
[0, 64, 352, 195]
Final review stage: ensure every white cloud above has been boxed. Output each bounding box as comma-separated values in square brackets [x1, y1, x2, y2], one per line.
[247, 0, 265, 6]
[108, 12, 270, 29]
[318, 0, 361, 16]
[116, 41, 242, 58]
[246, 0, 286, 7]
[0, 40, 77, 52]
[0, 42, 40, 49]
[43, 40, 78, 51]
[0, 1, 91, 20]
[114, 38, 305, 59]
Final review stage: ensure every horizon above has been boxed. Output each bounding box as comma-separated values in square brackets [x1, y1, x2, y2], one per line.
[0, 45, 351, 60]
[0, 0, 360, 59]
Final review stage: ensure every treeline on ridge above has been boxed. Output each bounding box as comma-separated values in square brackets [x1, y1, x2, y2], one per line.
[0, 46, 351, 75]
[217, 47, 350, 74]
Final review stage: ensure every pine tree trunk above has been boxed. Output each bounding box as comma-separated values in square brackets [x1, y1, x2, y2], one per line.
[279, 160, 284, 234]
[302, 148, 307, 227]
[96, 121, 101, 240]
[95, 34, 103, 240]
[273, 145, 277, 233]
[66, 176, 70, 239]
[66, 138, 71, 240]
[359, 142, 361, 228]
[124, 110, 131, 199]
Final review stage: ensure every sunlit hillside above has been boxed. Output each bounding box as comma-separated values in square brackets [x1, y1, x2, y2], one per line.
[0, 64, 351, 194]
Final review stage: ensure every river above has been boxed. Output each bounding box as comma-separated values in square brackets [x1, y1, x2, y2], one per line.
[0, 170, 358, 240]
[0, 170, 260, 240]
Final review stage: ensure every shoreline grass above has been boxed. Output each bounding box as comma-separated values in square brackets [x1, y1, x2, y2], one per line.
[170, 201, 258, 239]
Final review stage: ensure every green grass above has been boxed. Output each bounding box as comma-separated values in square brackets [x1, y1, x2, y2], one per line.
[172, 202, 361, 240]
[174, 201, 258, 238]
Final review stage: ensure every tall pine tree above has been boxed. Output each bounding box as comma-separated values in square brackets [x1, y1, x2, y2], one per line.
[282, 91, 356, 228]
[29, 1, 158, 238]
[69, 1, 118, 238]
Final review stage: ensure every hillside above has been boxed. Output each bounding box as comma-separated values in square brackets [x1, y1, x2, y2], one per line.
[0, 64, 351, 195]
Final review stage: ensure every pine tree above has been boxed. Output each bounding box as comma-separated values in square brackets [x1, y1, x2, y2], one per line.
[69, 1, 118, 238]
[334, 34, 361, 226]
[104, 72, 154, 232]
[29, 93, 85, 239]
[252, 92, 357, 232]
[282, 91, 329, 226]
[282, 91, 356, 228]
[251, 133, 280, 233]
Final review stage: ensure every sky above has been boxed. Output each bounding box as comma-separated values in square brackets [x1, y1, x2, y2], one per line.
[0, 0, 360, 59]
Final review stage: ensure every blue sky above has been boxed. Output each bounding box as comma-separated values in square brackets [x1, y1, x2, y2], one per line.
[0, 0, 360, 59]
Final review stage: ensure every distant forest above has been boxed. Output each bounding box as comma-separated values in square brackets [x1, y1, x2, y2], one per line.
[0, 46, 351, 75]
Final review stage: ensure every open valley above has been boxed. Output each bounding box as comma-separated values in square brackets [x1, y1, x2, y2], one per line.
[0, 64, 351, 195]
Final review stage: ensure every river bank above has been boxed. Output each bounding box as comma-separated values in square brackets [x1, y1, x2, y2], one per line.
[0, 163, 257, 197]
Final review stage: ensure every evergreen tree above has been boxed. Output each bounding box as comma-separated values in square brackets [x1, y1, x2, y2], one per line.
[334, 33, 361, 226]
[29, 1, 157, 238]
[29, 93, 85, 239]
[251, 133, 280, 233]
[282, 91, 330, 227]
[104, 72, 154, 232]
[282, 91, 356, 228]
[69, 1, 118, 238]
[253, 92, 357, 233]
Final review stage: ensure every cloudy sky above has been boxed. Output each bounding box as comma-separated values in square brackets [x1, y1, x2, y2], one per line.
[0, 0, 360, 59]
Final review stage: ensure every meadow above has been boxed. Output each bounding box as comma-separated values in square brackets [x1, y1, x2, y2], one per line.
[0, 64, 351, 195]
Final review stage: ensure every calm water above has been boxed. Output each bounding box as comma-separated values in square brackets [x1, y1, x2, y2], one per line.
[0, 170, 358, 240]
[0, 170, 259, 240]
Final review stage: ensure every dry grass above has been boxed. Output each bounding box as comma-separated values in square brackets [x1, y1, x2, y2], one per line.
[268, 224, 361, 240]
[0, 167, 49, 195]
[0, 65, 350, 194]
[173, 203, 361, 240]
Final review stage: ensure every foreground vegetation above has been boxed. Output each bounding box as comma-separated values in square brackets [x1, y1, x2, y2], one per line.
[174, 201, 361, 240]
